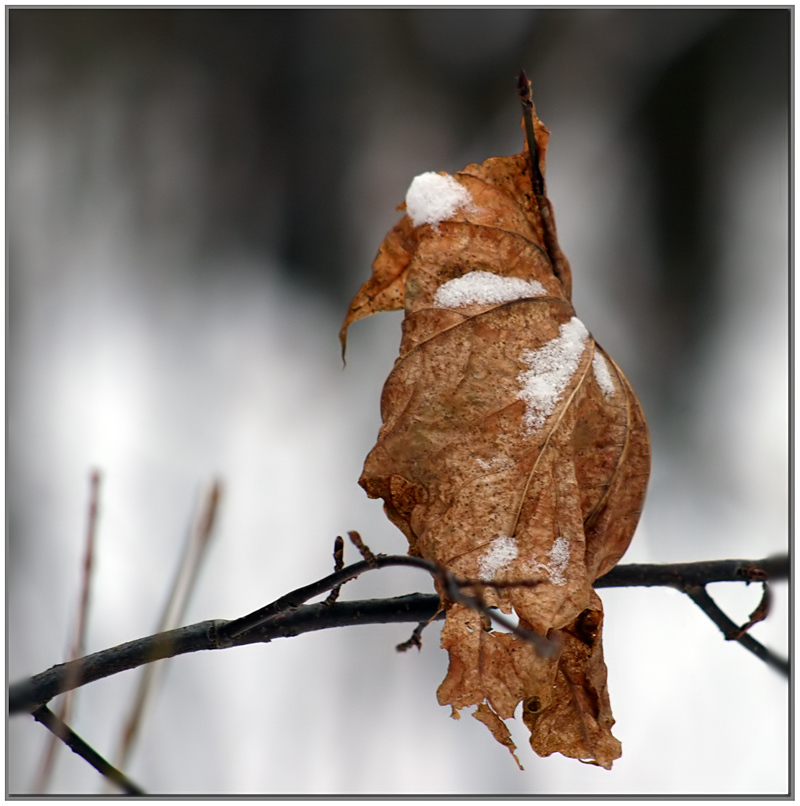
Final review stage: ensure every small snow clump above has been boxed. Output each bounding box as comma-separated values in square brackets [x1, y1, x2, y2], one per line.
[517, 317, 590, 432]
[546, 535, 570, 586]
[475, 455, 512, 473]
[434, 270, 546, 308]
[592, 350, 616, 400]
[478, 535, 518, 580]
[405, 172, 474, 230]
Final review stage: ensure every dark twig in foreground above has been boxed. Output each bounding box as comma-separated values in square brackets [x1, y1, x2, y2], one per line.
[596, 556, 788, 677]
[593, 556, 788, 588]
[10, 598, 440, 715]
[683, 585, 788, 676]
[222, 551, 558, 655]
[219, 554, 438, 639]
[219, 551, 550, 648]
[396, 621, 427, 652]
[31, 705, 145, 796]
[10, 555, 788, 718]
[443, 572, 557, 657]
[396, 597, 445, 652]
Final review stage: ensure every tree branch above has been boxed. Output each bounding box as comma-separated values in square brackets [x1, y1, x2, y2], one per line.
[596, 555, 789, 677]
[682, 584, 788, 676]
[219, 554, 437, 639]
[31, 705, 145, 795]
[11, 620, 222, 715]
[10, 554, 788, 716]
[593, 555, 788, 588]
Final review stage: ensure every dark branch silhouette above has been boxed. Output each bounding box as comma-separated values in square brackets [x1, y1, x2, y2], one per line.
[31, 705, 145, 796]
[682, 585, 786, 675]
[10, 553, 788, 718]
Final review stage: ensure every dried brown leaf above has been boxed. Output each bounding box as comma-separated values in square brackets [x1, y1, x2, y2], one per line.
[473, 702, 524, 771]
[343, 90, 650, 769]
[340, 215, 417, 358]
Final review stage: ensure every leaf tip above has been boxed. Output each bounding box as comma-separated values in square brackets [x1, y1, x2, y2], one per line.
[338, 321, 350, 366]
[517, 70, 532, 106]
[473, 703, 524, 770]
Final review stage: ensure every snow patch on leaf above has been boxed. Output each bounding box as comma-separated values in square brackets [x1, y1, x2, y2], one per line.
[478, 535, 518, 580]
[592, 350, 615, 400]
[475, 455, 513, 473]
[517, 317, 590, 432]
[405, 172, 474, 230]
[523, 536, 571, 587]
[546, 535, 570, 586]
[434, 270, 546, 308]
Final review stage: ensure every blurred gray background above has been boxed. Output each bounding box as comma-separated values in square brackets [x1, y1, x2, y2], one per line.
[8, 8, 790, 795]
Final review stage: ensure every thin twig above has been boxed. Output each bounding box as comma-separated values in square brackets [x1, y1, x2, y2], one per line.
[396, 597, 445, 652]
[396, 621, 427, 652]
[443, 571, 558, 657]
[220, 552, 555, 652]
[726, 582, 771, 640]
[219, 554, 437, 640]
[31, 705, 145, 796]
[347, 530, 377, 564]
[593, 555, 789, 588]
[682, 585, 788, 676]
[324, 536, 346, 606]
[112, 480, 222, 774]
[33, 469, 102, 794]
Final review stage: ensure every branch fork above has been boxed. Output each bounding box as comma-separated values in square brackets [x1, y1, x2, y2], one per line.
[9, 550, 788, 794]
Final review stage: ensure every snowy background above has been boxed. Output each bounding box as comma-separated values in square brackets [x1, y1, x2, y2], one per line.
[7, 8, 789, 795]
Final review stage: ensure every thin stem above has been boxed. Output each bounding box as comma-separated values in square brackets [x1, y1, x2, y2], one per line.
[31, 705, 145, 796]
[396, 621, 428, 652]
[220, 554, 439, 640]
[112, 480, 222, 775]
[73, 470, 102, 662]
[442, 571, 557, 658]
[33, 469, 102, 793]
[594, 555, 789, 588]
[221, 552, 555, 654]
[395, 597, 444, 652]
[347, 529, 377, 564]
[682, 585, 788, 677]
[324, 535, 346, 606]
